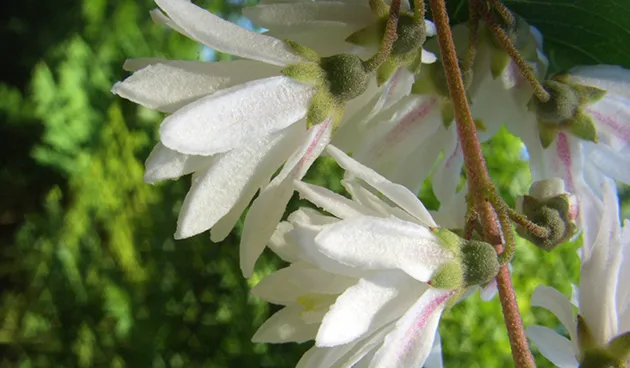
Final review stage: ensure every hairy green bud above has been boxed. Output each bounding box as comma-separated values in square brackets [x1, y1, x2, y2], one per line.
[431, 261, 464, 290]
[532, 80, 580, 124]
[460, 240, 500, 287]
[392, 14, 427, 55]
[516, 179, 578, 251]
[320, 54, 369, 102]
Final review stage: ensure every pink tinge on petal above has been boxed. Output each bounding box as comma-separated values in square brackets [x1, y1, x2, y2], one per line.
[555, 133, 576, 193]
[295, 118, 332, 175]
[383, 68, 403, 102]
[568, 194, 579, 222]
[588, 107, 630, 144]
[400, 291, 453, 352]
[445, 139, 462, 169]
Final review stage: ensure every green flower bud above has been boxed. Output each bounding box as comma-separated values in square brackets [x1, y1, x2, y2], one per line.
[578, 315, 630, 368]
[392, 14, 427, 55]
[532, 80, 581, 124]
[516, 179, 578, 251]
[320, 54, 369, 102]
[460, 240, 500, 287]
[431, 261, 464, 290]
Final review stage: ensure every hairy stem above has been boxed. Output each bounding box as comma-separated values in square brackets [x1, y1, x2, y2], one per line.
[463, 0, 480, 73]
[363, 0, 401, 72]
[489, 0, 514, 25]
[429, 0, 535, 366]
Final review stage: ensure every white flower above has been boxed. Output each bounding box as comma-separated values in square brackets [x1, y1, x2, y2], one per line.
[114, 0, 381, 276]
[253, 146, 500, 367]
[526, 66, 630, 205]
[526, 179, 630, 367]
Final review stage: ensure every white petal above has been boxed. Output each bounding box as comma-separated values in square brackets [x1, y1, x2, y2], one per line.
[327, 145, 437, 227]
[175, 124, 302, 238]
[424, 330, 444, 368]
[431, 125, 464, 208]
[112, 60, 281, 113]
[422, 48, 438, 64]
[587, 94, 630, 148]
[252, 306, 319, 343]
[526, 325, 579, 368]
[425, 20, 437, 37]
[314, 216, 454, 282]
[155, 0, 304, 66]
[208, 182, 260, 242]
[143, 143, 208, 183]
[316, 271, 420, 347]
[297, 343, 360, 368]
[295, 181, 375, 219]
[252, 262, 355, 305]
[369, 68, 415, 116]
[240, 120, 333, 277]
[586, 145, 630, 185]
[531, 285, 578, 346]
[267, 221, 300, 263]
[265, 21, 358, 57]
[369, 288, 453, 368]
[160, 76, 314, 155]
[243, 2, 373, 29]
[579, 180, 622, 344]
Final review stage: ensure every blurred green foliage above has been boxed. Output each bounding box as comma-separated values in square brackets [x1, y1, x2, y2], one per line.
[0, 0, 627, 367]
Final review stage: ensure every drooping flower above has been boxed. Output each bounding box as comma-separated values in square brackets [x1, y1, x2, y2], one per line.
[526, 179, 630, 367]
[112, 0, 394, 276]
[252, 146, 500, 367]
[526, 65, 630, 203]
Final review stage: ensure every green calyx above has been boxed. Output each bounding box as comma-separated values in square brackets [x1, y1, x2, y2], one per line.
[346, 7, 428, 84]
[517, 194, 577, 251]
[282, 42, 371, 127]
[578, 315, 630, 368]
[429, 229, 499, 290]
[530, 77, 606, 148]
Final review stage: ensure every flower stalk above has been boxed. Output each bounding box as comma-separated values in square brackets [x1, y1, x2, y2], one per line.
[363, 0, 401, 72]
[429, 0, 535, 366]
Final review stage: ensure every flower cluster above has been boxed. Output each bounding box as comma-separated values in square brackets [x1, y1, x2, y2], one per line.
[112, 0, 630, 366]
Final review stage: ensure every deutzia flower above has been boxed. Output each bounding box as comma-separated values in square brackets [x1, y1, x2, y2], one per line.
[112, 0, 384, 276]
[526, 180, 630, 367]
[253, 146, 500, 367]
[526, 65, 630, 202]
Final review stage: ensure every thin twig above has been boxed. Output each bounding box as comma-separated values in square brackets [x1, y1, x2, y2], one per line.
[463, 0, 480, 72]
[363, 0, 401, 72]
[506, 206, 550, 239]
[413, 0, 425, 20]
[488, 0, 514, 25]
[428, 0, 536, 366]
[479, 6, 550, 102]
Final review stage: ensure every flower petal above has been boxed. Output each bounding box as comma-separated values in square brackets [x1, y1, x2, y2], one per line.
[327, 145, 436, 227]
[175, 124, 302, 239]
[431, 125, 464, 208]
[252, 262, 355, 305]
[240, 119, 333, 277]
[159, 76, 313, 155]
[526, 325, 579, 368]
[314, 216, 454, 282]
[155, 0, 304, 66]
[243, 2, 373, 29]
[316, 271, 420, 347]
[568, 65, 630, 98]
[369, 288, 454, 368]
[143, 143, 209, 183]
[295, 181, 375, 219]
[531, 285, 578, 346]
[112, 60, 281, 113]
[252, 305, 320, 343]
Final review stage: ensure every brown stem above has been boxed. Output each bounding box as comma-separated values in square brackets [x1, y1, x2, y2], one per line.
[489, 0, 514, 25]
[463, 0, 480, 72]
[429, 0, 535, 366]
[479, 7, 550, 102]
[413, 0, 425, 20]
[363, 0, 401, 72]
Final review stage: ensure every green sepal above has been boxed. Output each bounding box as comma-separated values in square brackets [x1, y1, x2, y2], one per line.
[490, 50, 511, 79]
[474, 119, 487, 132]
[573, 83, 607, 104]
[607, 330, 630, 363]
[368, 0, 389, 18]
[411, 72, 435, 95]
[431, 261, 464, 290]
[307, 91, 337, 129]
[284, 40, 320, 62]
[568, 111, 598, 143]
[431, 228, 465, 253]
[538, 121, 559, 148]
[346, 21, 384, 47]
[281, 62, 326, 86]
[407, 49, 424, 75]
[376, 58, 399, 86]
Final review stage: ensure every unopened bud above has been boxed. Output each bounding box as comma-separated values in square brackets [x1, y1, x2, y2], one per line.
[532, 80, 580, 124]
[461, 240, 500, 287]
[392, 14, 427, 55]
[320, 54, 369, 102]
[516, 179, 578, 250]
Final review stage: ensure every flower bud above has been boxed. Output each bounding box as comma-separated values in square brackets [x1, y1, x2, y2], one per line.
[320, 54, 369, 102]
[531, 80, 580, 124]
[460, 240, 500, 287]
[577, 315, 630, 368]
[516, 179, 578, 251]
[392, 14, 427, 55]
